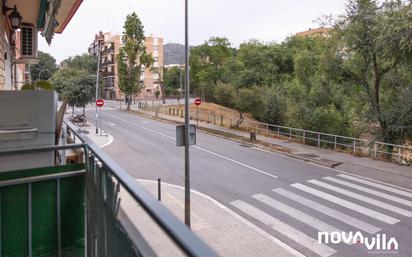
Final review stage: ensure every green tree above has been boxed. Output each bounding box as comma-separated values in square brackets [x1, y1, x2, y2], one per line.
[233, 86, 265, 126]
[190, 37, 234, 99]
[261, 86, 287, 125]
[117, 12, 153, 110]
[331, 0, 412, 143]
[64, 72, 95, 116]
[30, 51, 57, 81]
[213, 82, 236, 108]
[237, 40, 293, 87]
[163, 67, 181, 92]
[51, 68, 95, 115]
[51, 68, 81, 96]
[64, 54, 98, 74]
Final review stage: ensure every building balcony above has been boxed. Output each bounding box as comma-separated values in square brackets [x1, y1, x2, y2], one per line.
[0, 94, 217, 257]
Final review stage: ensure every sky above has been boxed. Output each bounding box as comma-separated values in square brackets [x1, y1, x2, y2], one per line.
[39, 0, 348, 63]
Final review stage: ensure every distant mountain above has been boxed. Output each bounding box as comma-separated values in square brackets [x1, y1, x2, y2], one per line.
[163, 43, 185, 65]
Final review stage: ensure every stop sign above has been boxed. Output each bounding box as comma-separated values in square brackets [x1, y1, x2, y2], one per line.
[194, 97, 201, 106]
[96, 99, 104, 107]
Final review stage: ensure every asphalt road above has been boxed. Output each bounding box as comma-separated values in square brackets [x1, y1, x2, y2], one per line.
[86, 104, 412, 257]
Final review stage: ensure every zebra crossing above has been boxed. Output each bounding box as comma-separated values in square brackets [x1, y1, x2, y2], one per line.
[230, 173, 412, 257]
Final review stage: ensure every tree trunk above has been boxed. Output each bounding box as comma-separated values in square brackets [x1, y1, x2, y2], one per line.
[127, 100, 131, 111]
[160, 84, 166, 104]
[236, 112, 244, 128]
[83, 106, 86, 126]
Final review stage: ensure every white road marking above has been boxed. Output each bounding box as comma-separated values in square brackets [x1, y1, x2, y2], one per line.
[231, 200, 337, 257]
[273, 188, 380, 234]
[103, 112, 175, 140]
[338, 174, 412, 198]
[253, 147, 412, 194]
[100, 133, 114, 149]
[253, 194, 345, 239]
[193, 146, 278, 179]
[309, 179, 412, 217]
[138, 179, 306, 257]
[291, 183, 400, 225]
[324, 176, 412, 208]
[102, 112, 278, 180]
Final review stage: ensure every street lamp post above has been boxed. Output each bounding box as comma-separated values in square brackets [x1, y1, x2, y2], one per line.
[184, 0, 191, 228]
[95, 42, 101, 134]
[38, 68, 50, 81]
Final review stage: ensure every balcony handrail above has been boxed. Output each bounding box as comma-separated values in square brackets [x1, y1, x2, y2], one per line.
[0, 143, 85, 156]
[64, 120, 219, 257]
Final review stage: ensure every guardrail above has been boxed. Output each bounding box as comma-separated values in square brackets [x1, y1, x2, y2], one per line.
[65, 120, 219, 257]
[145, 104, 412, 165]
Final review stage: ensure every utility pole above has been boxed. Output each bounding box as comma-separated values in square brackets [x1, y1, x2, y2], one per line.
[184, 0, 191, 228]
[95, 42, 101, 134]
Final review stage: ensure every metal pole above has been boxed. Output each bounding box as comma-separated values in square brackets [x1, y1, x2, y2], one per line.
[95, 42, 101, 134]
[184, 0, 191, 228]
[61, 125, 67, 165]
[158, 178, 161, 201]
[180, 68, 183, 100]
[318, 134, 320, 148]
[196, 105, 199, 128]
[28, 182, 32, 257]
[303, 130, 306, 145]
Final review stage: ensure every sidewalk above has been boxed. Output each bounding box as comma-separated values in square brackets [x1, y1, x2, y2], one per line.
[131, 107, 412, 188]
[119, 180, 300, 257]
[79, 116, 301, 256]
[69, 121, 113, 148]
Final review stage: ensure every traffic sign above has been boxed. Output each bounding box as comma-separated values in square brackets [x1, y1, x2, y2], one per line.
[96, 99, 104, 107]
[194, 97, 201, 105]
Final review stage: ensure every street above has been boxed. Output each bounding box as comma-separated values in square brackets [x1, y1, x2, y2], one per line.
[86, 104, 412, 257]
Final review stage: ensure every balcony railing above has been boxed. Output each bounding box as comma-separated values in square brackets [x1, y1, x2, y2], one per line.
[0, 120, 218, 257]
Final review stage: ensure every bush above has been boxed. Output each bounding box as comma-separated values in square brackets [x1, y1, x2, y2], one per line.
[234, 86, 265, 118]
[213, 82, 236, 108]
[261, 87, 287, 125]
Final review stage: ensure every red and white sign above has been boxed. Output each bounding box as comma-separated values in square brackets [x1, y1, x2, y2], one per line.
[194, 97, 201, 106]
[96, 99, 105, 107]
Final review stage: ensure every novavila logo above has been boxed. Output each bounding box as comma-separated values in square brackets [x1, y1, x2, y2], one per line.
[318, 231, 399, 252]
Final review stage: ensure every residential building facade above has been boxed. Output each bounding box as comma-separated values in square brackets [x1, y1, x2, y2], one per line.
[88, 32, 163, 100]
[295, 27, 331, 38]
[0, 0, 82, 90]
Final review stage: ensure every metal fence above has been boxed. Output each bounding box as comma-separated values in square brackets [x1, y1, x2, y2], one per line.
[65, 120, 219, 257]
[0, 121, 218, 257]
[147, 105, 412, 165]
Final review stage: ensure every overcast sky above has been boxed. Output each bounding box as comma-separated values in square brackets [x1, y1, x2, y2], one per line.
[39, 0, 348, 62]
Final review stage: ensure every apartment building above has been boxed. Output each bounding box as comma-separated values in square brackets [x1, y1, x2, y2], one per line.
[88, 31, 121, 99]
[88, 32, 163, 100]
[295, 27, 331, 38]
